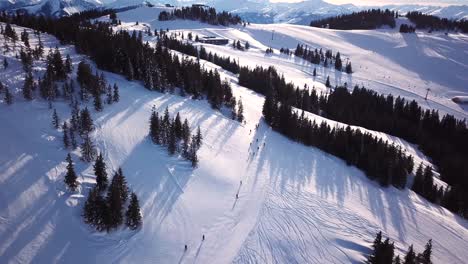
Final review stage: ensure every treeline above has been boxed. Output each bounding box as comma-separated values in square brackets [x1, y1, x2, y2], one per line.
[1, 20, 121, 113]
[399, 24, 416, 33]
[310, 9, 396, 30]
[294, 44, 352, 73]
[316, 86, 468, 218]
[159, 34, 240, 74]
[262, 94, 413, 188]
[406, 12, 468, 33]
[149, 107, 202, 167]
[158, 6, 242, 26]
[366, 231, 433, 264]
[0, 10, 236, 112]
[238, 63, 467, 217]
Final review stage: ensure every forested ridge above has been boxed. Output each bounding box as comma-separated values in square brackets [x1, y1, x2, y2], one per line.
[310, 9, 396, 30]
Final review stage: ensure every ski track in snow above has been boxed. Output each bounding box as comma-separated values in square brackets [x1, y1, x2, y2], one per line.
[1, 7, 468, 264]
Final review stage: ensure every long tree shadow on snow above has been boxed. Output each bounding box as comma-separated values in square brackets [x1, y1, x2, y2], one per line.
[249, 120, 423, 242]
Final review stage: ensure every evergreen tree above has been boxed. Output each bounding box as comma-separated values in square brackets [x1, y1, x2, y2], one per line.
[93, 92, 103, 112]
[113, 83, 119, 103]
[150, 109, 161, 144]
[4, 87, 12, 105]
[63, 121, 70, 148]
[313, 68, 317, 77]
[346, 62, 353, 74]
[23, 72, 34, 101]
[3, 57, 8, 69]
[79, 107, 94, 136]
[106, 85, 113, 104]
[52, 108, 60, 129]
[106, 168, 129, 229]
[81, 135, 96, 162]
[20, 29, 29, 47]
[335, 52, 342, 70]
[65, 54, 73, 74]
[237, 99, 244, 123]
[189, 134, 199, 167]
[325, 76, 331, 88]
[64, 154, 78, 191]
[168, 124, 177, 155]
[194, 126, 203, 149]
[70, 129, 77, 149]
[125, 192, 142, 230]
[403, 245, 416, 264]
[174, 112, 182, 140]
[394, 255, 401, 264]
[417, 239, 432, 264]
[94, 153, 108, 191]
[83, 186, 103, 228]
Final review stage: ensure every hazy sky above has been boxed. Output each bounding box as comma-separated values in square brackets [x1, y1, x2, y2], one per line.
[269, 0, 468, 6]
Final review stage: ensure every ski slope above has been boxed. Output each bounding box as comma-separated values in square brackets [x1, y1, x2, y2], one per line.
[1, 6, 468, 264]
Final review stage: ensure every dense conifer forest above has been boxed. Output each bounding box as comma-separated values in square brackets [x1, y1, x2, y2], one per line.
[235, 63, 467, 218]
[310, 9, 396, 30]
[406, 12, 468, 33]
[0, 10, 236, 111]
[158, 5, 242, 26]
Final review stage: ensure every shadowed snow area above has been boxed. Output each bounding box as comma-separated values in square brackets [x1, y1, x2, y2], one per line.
[1, 6, 468, 264]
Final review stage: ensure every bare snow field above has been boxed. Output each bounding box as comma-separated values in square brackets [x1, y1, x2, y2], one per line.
[1, 6, 468, 264]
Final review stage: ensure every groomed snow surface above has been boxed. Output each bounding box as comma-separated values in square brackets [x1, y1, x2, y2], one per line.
[1, 7, 468, 263]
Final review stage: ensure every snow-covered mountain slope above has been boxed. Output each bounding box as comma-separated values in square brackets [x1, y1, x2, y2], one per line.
[0, 0, 102, 17]
[1, 6, 468, 264]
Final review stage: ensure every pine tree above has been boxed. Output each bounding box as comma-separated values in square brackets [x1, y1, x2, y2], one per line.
[237, 99, 244, 123]
[174, 112, 182, 140]
[189, 134, 199, 167]
[93, 93, 103, 112]
[335, 52, 342, 70]
[3, 57, 8, 69]
[79, 107, 94, 136]
[417, 239, 432, 264]
[83, 186, 101, 227]
[325, 76, 331, 88]
[65, 54, 73, 74]
[107, 173, 124, 229]
[94, 153, 108, 192]
[106, 85, 113, 104]
[64, 154, 78, 191]
[52, 109, 60, 129]
[150, 109, 160, 144]
[346, 62, 353, 74]
[412, 164, 424, 193]
[168, 124, 177, 155]
[394, 255, 401, 264]
[70, 129, 77, 149]
[403, 245, 416, 264]
[113, 83, 119, 103]
[23, 72, 34, 100]
[63, 121, 70, 148]
[106, 169, 129, 229]
[4, 87, 13, 105]
[116, 168, 129, 203]
[81, 135, 96, 162]
[125, 192, 142, 230]
[313, 68, 317, 77]
[194, 126, 203, 149]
